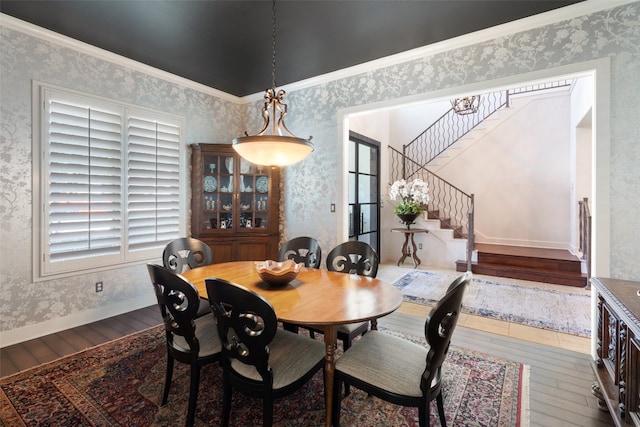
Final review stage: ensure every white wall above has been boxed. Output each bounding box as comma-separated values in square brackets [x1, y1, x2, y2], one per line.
[352, 89, 580, 255]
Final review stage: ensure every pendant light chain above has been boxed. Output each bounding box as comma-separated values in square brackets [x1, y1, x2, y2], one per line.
[231, 0, 313, 166]
[271, 0, 277, 90]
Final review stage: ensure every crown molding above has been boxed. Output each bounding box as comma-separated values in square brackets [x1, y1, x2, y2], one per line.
[2, 0, 633, 105]
[245, 0, 634, 102]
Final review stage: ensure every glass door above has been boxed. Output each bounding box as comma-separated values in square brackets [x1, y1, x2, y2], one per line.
[348, 132, 380, 254]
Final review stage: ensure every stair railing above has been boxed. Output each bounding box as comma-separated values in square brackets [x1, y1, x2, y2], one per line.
[579, 197, 592, 283]
[390, 80, 573, 271]
[403, 80, 573, 168]
[403, 90, 510, 166]
[389, 146, 475, 269]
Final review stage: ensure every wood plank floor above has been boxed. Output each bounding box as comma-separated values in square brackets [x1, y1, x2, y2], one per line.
[0, 304, 614, 426]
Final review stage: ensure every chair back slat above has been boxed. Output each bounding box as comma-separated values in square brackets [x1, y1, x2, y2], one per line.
[278, 236, 322, 268]
[163, 237, 213, 273]
[147, 264, 201, 353]
[326, 241, 379, 277]
[206, 278, 278, 382]
[420, 273, 470, 395]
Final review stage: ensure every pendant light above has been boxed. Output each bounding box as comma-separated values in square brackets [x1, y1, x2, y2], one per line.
[232, 0, 313, 166]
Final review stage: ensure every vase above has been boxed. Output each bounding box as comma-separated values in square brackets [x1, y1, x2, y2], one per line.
[397, 212, 420, 228]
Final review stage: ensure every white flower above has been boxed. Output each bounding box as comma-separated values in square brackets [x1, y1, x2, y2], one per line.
[388, 178, 430, 215]
[389, 178, 429, 205]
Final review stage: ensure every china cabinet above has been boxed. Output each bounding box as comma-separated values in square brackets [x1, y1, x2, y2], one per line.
[191, 143, 280, 263]
[591, 277, 640, 427]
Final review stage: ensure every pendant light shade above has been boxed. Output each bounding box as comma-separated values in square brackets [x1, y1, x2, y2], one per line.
[233, 135, 313, 167]
[232, 0, 313, 167]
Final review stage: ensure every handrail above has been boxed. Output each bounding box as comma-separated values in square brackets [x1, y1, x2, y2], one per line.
[389, 146, 475, 269]
[579, 197, 591, 283]
[403, 91, 509, 167]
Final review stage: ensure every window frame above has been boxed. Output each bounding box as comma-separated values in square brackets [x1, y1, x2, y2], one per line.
[32, 82, 187, 281]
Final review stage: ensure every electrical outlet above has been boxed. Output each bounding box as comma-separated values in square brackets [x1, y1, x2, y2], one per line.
[95, 281, 103, 292]
[330, 203, 335, 212]
[419, 243, 423, 249]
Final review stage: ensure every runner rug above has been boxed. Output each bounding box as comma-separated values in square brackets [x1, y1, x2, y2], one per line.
[0, 324, 529, 426]
[394, 270, 591, 337]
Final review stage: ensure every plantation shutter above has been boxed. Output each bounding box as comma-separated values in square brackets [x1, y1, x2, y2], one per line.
[38, 85, 184, 278]
[46, 95, 123, 265]
[127, 115, 181, 252]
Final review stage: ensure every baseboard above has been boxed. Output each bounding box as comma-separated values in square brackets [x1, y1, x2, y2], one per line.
[0, 293, 156, 348]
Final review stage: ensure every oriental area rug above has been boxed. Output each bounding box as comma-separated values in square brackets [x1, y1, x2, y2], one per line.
[0, 325, 529, 426]
[394, 270, 591, 337]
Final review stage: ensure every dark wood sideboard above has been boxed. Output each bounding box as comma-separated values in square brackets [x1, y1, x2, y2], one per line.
[591, 277, 640, 427]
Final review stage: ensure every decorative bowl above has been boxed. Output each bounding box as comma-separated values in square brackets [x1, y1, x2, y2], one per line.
[240, 203, 251, 210]
[254, 259, 302, 286]
[222, 203, 232, 211]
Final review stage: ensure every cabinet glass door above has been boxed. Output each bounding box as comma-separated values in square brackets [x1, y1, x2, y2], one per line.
[201, 154, 235, 231]
[239, 160, 270, 231]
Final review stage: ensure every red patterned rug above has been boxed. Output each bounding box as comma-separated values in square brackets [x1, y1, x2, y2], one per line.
[0, 325, 529, 426]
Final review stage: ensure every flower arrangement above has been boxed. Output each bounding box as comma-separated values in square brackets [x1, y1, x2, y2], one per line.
[388, 178, 430, 215]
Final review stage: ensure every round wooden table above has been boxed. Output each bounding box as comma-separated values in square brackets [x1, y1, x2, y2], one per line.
[391, 227, 428, 267]
[182, 261, 403, 426]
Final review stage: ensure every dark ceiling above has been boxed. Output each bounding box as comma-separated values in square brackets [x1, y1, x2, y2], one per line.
[1, 1, 582, 97]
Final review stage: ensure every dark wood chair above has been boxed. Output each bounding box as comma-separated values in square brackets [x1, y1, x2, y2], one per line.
[162, 237, 212, 317]
[332, 273, 471, 427]
[278, 236, 322, 334]
[278, 236, 322, 269]
[147, 264, 221, 427]
[205, 277, 326, 427]
[163, 237, 213, 272]
[323, 241, 380, 352]
[325, 240, 379, 278]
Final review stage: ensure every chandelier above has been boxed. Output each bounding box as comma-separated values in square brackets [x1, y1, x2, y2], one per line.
[232, 0, 313, 167]
[450, 95, 481, 115]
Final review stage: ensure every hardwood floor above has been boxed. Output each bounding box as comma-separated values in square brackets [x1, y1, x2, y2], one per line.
[0, 305, 162, 376]
[1, 304, 614, 426]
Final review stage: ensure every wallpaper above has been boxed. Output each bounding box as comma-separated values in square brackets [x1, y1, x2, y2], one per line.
[1, 2, 639, 339]
[279, 2, 640, 271]
[0, 24, 244, 336]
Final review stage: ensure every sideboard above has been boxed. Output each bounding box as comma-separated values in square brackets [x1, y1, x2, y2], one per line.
[591, 277, 640, 427]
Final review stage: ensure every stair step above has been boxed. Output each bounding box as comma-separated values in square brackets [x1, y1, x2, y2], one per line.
[456, 244, 587, 287]
[477, 252, 581, 273]
[455, 261, 588, 287]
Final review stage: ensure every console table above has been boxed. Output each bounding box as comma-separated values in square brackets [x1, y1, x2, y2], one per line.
[390, 228, 428, 268]
[591, 277, 640, 427]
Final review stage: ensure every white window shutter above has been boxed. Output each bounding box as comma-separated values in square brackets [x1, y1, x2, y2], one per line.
[38, 85, 183, 278]
[46, 97, 123, 264]
[127, 115, 181, 252]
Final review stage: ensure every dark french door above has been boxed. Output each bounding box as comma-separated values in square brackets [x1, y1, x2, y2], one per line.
[348, 131, 380, 254]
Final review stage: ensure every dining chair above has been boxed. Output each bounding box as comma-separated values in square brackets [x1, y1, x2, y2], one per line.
[278, 236, 322, 334]
[325, 240, 379, 278]
[205, 277, 326, 427]
[331, 273, 471, 427]
[147, 264, 222, 427]
[162, 237, 213, 318]
[278, 236, 322, 269]
[322, 241, 380, 351]
[163, 237, 213, 273]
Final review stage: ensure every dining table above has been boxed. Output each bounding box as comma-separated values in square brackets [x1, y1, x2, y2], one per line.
[181, 260, 403, 427]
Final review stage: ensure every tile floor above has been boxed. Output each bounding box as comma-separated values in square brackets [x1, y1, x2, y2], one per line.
[377, 263, 592, 355]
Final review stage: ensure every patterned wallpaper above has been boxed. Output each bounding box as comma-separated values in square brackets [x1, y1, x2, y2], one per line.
[1, 2, 639, 340]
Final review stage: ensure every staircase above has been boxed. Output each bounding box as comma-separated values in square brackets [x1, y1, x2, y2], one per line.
[455, 244, 588, 287]
[389, 80, 587, 286]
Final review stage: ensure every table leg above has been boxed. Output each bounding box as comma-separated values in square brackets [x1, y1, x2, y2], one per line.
[396, 232, 411, 266]
[323, 325, 337, 427]
[410, 233, 421, 267]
